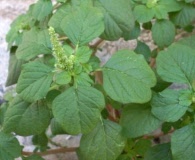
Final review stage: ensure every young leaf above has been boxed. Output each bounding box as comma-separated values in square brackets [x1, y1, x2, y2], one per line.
[30, 0, 52, 21]
[61, 6, 104, 46]
[133, 0, 181, 23]
[94, 0, 135, 40]
[151, 89, 192, 122]
[52, 86, 105, 134]
[157, 44, 195, 85]
[16, 28, 52, 60]
[103, 50, 156, 104]
[3, 96, 50, 136]
[16, 61, 53, 102]
[54, 71, 71, 85]
[133, 5, 154, 23]
[120, 104, 161, 138]
[76, 46, 92, 63]
[145, 143, 173, 160]
[152, 20, 175, 48]
[158, 0, 182, 12]
[78, 119, 126, 160]
[0, 132, 22, 160]
[171, 124, 195, 160]
[74, 73, 94, 87]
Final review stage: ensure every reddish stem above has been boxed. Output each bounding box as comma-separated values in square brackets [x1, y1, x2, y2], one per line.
[22, 147, 78, 156]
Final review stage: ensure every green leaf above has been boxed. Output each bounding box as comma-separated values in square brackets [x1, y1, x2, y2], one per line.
[151, 89, 192, 122]
[57, 0, 67, 2]
[0, 132, 22, 160]
[120, 104, 161, 138]
[94, 0, 135, 40]
[54, 71, 71, 85]
[133, 5, 154, 23]
[74, 73, 94, 87]
[16, 61, 53, 102]
[78, 119, 126, 160]
[50, 118, 67, 135]
[88, 56, 100, 71]
[134, 41, 151, 62]
[76, 46, 92, 63]
[52, 86, 105, 134]
[71, 0, 93, 6]
[32, 132, 48, 148]
[0, 103, 8, 126]
[134, 139, 151, 156]
[46, 89, 61, 106]
[151, 72, 171, 92]
[171, 4, 195, 27]
[171, 124, 195, 160]
[133, 0, 181, 23]
[30, 0, 53, 21]
[23, 155, 44, 160]
[156, 43, 195, 85]
[103, 50, 156, 104]
[153, 5, 168, 19]
[144, 143, 173, 160]
[152, 20, 175, 48]
[3, 96, 51, 136]
[6, 14, 35, 49]
[116, 155, 131, 160]
[126, 22, 141, 40]
[16, 28, 52, 60]
[48, 4, 73, 34]
[61, 6, 104, 46]
[185, 0, 195, 2]
[177, 35, 195, 50]
[157, 0, 182, 13]
[6, 50, 26, 86]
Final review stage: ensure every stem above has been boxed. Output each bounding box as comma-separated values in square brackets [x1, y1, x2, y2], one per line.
[58, 37, 68, 41]
[22, 147, 78, 156]
[95, 71, 103, 84]
[90, 39, 105, 56]
[53, 3, 61, 10]
[149, 58, 156, 68]
[106, 104, 119, 122]
[90, 39, 104, 48]
[143, 128, 175, 139]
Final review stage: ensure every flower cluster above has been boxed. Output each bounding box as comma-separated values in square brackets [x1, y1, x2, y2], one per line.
[48, 27, 75, 70]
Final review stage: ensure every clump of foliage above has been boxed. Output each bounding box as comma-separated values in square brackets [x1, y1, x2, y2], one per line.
[1, 0, 195, 159]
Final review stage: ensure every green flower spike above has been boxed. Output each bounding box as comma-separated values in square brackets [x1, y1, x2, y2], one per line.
[48, 27, 75, 70]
